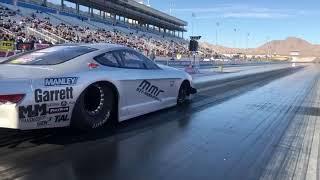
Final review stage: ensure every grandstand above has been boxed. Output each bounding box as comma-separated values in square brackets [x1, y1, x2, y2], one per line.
[0, 0, 216, 60]
[0, 0, 195, 58]
[3, 0, 187, 36]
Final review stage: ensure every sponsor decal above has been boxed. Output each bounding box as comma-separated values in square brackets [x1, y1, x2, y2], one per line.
[36, 116, 54, 127]
[54, 114, 69, 122]
[47, 102, 60, 107]
[19, 104, 47, 118]
[19, 102, 71, 124]
[0, 41, 15, 51]
[34, 43, 50, 50]
[20, 116, 47, 123]
[35, 87, 73, 103]
[16, 42, 33, 51]
[170, 81, 175, 87]
[48, 107, 69, 114]
[61, 101, 68, 106]
[44, 77, 78, 87]
[48, 101, 73, 107]
[68, 101, 76, 105]
[136, 80, 164, 101]
[37, 120, 48, 127]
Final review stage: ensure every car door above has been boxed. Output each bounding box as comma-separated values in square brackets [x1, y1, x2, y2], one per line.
[113, 49, 179, 118]
[93, 51, 129, 119]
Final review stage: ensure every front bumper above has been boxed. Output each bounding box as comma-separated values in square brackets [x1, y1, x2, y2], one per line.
[189, 87, 197, 94]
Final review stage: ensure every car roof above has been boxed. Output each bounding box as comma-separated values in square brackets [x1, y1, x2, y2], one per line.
[57, 43, 126, 50]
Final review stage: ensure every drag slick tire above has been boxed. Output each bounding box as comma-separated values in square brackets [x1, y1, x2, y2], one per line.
[177, 82, 190, 105]
[71, 83, 115, 130]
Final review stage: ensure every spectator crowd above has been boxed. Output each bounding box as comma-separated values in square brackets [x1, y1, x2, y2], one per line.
[1, 4, 213, 59]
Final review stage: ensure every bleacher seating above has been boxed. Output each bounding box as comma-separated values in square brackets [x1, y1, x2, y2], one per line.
[0, 1, 215, 59]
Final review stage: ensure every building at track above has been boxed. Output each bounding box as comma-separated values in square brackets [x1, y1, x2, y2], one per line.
[2, 0, 187, 38]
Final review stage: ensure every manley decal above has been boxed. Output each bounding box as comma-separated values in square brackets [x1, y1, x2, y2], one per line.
[44, 77, 78, 86]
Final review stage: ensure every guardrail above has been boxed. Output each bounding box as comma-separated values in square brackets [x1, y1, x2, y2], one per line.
[26, 27, 59, 44]
[155, 60, 292, 68]
[39, 28, 70, 44]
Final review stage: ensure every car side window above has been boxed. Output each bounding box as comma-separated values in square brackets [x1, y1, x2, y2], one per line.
[118, 50, 159, 70]
[136, 53, 160, 70]
[94, 52, 120, 67]
[118, 50, 147, 69]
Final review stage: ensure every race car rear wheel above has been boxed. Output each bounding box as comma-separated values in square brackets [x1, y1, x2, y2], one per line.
[177, 82, 190, 105]
[71, 83, 115, 130]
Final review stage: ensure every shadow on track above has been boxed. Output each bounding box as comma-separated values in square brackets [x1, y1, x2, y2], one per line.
[0, 103, 193, 149]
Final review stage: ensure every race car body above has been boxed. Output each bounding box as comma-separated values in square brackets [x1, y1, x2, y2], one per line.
[0, 43, 196, 130]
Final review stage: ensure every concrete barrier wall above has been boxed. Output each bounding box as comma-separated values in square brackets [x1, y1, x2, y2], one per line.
[155, 60, 289, 68]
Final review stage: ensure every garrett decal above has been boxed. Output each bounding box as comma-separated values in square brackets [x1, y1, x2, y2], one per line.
[55, 114, 69, 122]
[45, 77, 78, 86]
[48, 107, 69, 114]
[136, 80, 164, 101]
[19, 104, 47, 118]
[35, 87, 73, 103]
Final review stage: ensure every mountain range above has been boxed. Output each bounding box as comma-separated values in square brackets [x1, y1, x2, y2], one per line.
[201, 37, 320, 57]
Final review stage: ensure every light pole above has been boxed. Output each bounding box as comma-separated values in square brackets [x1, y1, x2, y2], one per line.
[191, 12, 196, 36]
[190, 36, 201, 68]
[266, 36, 270, 60]
[216, 22, 220, 46]
[233, 28, 237, 52]
[246, 32, 250, 53]
[169, 1, 173, 15]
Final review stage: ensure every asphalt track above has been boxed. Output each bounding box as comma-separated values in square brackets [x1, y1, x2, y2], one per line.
[0, 64, 319, 180]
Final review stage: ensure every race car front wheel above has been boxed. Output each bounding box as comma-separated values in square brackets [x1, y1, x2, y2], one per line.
[71, 83, 115, 130]
[177, 82, 190, 105]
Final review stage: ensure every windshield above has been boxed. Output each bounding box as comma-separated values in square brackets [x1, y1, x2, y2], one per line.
[5, 46, 97, 65]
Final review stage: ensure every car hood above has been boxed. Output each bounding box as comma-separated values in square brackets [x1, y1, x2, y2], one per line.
[0, 64, 56, 80]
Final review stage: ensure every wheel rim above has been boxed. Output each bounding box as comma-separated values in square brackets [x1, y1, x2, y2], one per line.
[83, 85, 105, 116]
[178, 85, 187, 103]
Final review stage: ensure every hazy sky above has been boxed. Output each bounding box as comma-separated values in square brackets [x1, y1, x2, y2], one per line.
[147, 0, 320, 47]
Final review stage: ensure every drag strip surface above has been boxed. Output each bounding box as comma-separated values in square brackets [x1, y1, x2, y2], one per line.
[0, 65, 314, 180]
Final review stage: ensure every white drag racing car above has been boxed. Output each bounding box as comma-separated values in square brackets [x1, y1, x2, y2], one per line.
[0, 43, 196, 130]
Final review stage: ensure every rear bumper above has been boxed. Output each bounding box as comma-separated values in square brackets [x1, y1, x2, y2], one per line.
[0, 103, 71, 130]
[0, 103, 19, 129]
